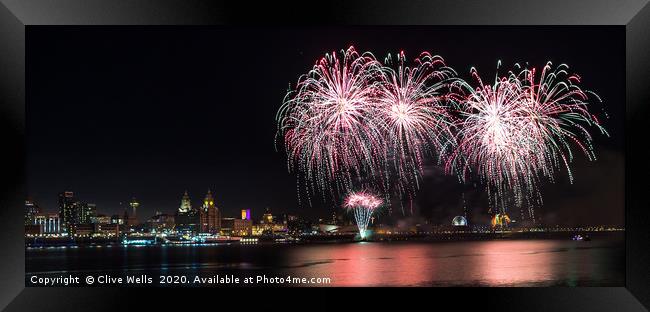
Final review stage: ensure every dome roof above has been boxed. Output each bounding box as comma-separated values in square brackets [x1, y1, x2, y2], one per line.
[452, 216, 468, 226]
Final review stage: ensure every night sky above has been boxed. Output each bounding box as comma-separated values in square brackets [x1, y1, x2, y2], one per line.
[27, 26, 624, 226]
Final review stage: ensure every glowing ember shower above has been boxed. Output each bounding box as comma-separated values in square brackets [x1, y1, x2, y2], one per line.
[278, 47, 608, 222]
[375, 51, 457, 200]
[277, 46, 459, 207]
[445, 61, 608, 218]
[277, 46, 385, 201]
[344, 192, 383, 239]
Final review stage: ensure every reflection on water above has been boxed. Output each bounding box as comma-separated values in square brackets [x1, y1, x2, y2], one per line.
[280, 239, 623, 286]
[26, 236, 624, 287]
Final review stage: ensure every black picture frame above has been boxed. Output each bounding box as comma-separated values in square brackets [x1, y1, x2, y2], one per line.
[1, 0, 648, 311]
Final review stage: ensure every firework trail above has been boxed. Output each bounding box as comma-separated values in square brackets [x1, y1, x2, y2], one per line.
[374, 51, 458, 203]
[344, 191, 383, 239]
[446, 61, 608, 217]
[276, 46, 385, 201]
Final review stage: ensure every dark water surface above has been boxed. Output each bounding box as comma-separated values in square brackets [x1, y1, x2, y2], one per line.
[26, 235, 624, 287]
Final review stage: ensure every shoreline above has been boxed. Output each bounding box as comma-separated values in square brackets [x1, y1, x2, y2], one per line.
[25, 230, 624, 248]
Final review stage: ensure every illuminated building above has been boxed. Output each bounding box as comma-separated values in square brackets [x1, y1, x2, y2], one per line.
[287, 216, 311, 236]
[58, 191, 96, 230]
[452, 216, 468, 227]
[129, 198, 139, 219]
[71, 224, 93, 237]
[122, 198, 139, 227]
[77, 202, 96, 225]
[251, 225, 264, 236]
[199, 190, 220, 234]
[241, 209, 251, 220]
[93, 214, 111, 224]
[123, 207, 136, 228]
[261, 207, 273, 225]
[47, 214, 61, 233]
[318, 224, 340, 233]
[175, 191, 198, 234]
[58, 191, 76, 232]
[272, 222, 288, 234]
[95, 223, 120, 236]
[33, 213, 61, 234]
[86, 203, 97, 223]
[34, 214, 46, 233]
[146, 213, 175, 233]
[25, 199, 41, 226]
[74, 202, 87, 224]
[233, 218, 252, 236]
[110, 214, 125, 225]
[220, 217, 235, 236]
[178, 190, 192, 213]
[260, 207, 276, 234]
[491, 213, 512, 228]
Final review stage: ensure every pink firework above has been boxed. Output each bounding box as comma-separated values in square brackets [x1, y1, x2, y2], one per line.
[277, 46, 385, 199]
[375, 51, 457, 197]
[344, 191, 383, 239]
[344, 191, 383, 210]
[446, 62, 607, 216]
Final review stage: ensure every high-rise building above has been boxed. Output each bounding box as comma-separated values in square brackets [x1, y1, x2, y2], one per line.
[199, 190, 220, 234]
[76, 202, 96, 224]
[25, 199, 41, 226]
[58, 191, 76, 232]
[129, 197, 139, 219]
[178, 190, 192, 213]
[126, 198, 139, 225]
[241, 209, 251, 220]
[86, 203, 97, 223]
[75, 202, 86, 224]
[175, 191, 197, 234]
[122, 203, 138, 228]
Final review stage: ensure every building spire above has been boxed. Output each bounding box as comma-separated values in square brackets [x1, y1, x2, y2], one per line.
[204, 189, 215, 210]
[179, 190, 192, 213]
[129, 197, 139, 218]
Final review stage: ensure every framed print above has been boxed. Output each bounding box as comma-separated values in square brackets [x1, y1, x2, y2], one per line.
[0, 0, 649, 311]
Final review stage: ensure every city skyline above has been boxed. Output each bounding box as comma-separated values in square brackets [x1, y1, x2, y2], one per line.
[25, 184, 625, 228]
[26, 189, 303, 224]
[27, 27, 624, 226]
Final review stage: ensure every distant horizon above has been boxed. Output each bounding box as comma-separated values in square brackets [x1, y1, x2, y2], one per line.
[25, 189, 625, 228]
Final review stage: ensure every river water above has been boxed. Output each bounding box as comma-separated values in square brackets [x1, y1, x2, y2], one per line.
[26, 235, 624, 287]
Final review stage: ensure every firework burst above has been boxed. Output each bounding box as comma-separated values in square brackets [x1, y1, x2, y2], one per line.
[278, 46, 607, 220]
[276, 46, 385, 200]
[375, 51, 457, 200]
[344, 191, 383, 239]
[446, 61, 608, 217]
